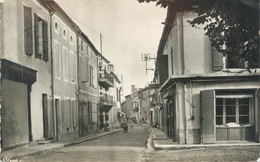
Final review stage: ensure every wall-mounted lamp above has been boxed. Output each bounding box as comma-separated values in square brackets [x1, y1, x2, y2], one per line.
[161, 22, 178, 29]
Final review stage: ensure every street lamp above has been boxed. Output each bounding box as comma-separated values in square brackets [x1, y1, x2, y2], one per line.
[141, 53, 156, 74]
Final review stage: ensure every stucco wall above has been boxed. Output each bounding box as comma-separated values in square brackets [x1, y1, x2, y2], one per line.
[2, 0, 52, 140]
[52, 13, 78, 140]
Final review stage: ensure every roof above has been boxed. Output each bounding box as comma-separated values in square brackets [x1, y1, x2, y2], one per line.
[160, 71, 260, 92]
[80, 32, 101, 56]
[98, 53, 110, 64]
[39, 0, 80, 32]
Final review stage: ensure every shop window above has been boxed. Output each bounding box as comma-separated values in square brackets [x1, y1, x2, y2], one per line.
[216, 97, 252, 126]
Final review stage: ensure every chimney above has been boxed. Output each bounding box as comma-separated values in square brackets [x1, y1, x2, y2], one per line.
[131, 85, 136, 94]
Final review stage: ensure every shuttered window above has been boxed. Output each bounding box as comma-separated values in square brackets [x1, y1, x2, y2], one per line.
[71, 99, 77, 128]
[91, 102, 97, 123]
[88, 101, 92, 124]
[54, 42, 61, 77]
[42, 20, 48, 62]
[90, 65, 93, 87]
[62, 47, 69, 80]
[212, 48, 223, 71]
[34, 14, 48, 61]
[24, 6, 33, 56]
[34, 14, 40, 58]
[70, 51, 74, 82]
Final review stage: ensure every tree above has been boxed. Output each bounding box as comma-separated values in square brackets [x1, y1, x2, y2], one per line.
[138, 0, 259, 70]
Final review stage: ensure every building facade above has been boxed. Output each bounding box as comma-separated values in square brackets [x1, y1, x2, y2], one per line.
[0, 0, 122, 152]
[78, 33, 99, 137]
[98, 55, 114, 130]
[154, 7, 260, 144]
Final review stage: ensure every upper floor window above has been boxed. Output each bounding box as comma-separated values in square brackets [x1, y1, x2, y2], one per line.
[24, 6, 33, 56]
[90, 65, 94, 87]
[62, 46, 69, 80]
[86, 46, 88, 55]
[54, 42, 61, 77]
[63, 29, 66, 39]
[212, 47, 259, 70]
[81, 40, 83, 51]
[34, 14, 48, 61]
[54, 22, 59, 31]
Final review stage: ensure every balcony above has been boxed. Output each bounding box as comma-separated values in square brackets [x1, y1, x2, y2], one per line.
[99, 94, 113, 112]
[99, 70, 114, 88]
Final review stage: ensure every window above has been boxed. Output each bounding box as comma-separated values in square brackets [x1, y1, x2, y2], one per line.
[34, 14, 48, 61]
[54, 42, 61, 77]
[24, 6, 33, 56]
[227, 54, 245, 69]
[70, 51, 76, 82]
[212, 48, 224, 71]
[86, 46, 88, 55]
[55, 22, 58, 30]
[81, 41, 83, 51]
[62, 47, 69, 80]
[63, 29, 66, 38]
[216, 97, 252, 126]
[88, 101, 92, 124]
[90, 65, 94, 87]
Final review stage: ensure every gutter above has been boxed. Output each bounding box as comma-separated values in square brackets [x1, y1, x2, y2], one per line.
[50, 10, 56, 141]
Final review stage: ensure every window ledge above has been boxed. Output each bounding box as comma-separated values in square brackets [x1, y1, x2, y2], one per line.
[216, 124, 254, 128]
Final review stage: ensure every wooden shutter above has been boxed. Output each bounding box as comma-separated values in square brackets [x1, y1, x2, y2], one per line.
[43, 20, 48, 62]
[92, 102, 97, 123]
[257, 89, 260, 142]
[24, 6, 33, 55]
[88, 101, 92, 124]
[212, 48, 223, 71]
[201, 90, 216, 143]
[34, 14, 40, 58]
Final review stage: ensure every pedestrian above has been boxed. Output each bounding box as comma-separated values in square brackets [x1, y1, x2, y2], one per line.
[122, 120, 128, 133]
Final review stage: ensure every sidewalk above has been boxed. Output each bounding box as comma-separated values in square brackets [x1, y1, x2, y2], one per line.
[0, 128, 122, 159]
[150, 127, 260, 150]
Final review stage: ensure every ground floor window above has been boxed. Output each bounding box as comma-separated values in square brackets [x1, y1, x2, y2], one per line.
[216, 97, 252, 126]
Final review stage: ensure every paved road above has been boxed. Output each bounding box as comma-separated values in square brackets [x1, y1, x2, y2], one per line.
[143, 146, 260, 162]
[22, 124, 149, 162]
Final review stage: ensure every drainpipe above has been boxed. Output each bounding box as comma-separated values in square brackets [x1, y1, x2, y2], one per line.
[76, 31, 81, 137]
[49, 11, 56, 141]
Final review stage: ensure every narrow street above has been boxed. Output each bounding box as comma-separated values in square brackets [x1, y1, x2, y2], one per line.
[22, 124, 149, 162]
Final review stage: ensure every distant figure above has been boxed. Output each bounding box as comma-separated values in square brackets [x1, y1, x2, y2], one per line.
[122, 120, 128, 133]
[130, 121, 133, 128]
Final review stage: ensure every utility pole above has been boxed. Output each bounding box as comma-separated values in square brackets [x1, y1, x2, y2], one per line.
[100, 33, 103, 55]
[141, 53, 156, 74]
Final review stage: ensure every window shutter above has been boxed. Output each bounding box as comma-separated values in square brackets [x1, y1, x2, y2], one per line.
[92, 102, 97, 123]
[201, 90, 216, 143]
[88, 101, 92, 124]
[257, 89, 260, 142]
[24, 6, 33, 56]
[34, 14, 40, 58]
[212, 48, 223, 71]
[65, 99, 70, 129]
[43, 20, 48, 62]
[86, 57, 89, 82]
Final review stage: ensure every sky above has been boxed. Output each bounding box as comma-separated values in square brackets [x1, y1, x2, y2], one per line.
[55, 0, 166, 96]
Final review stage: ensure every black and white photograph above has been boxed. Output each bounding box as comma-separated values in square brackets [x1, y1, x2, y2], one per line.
[0, 0, 260, 161]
